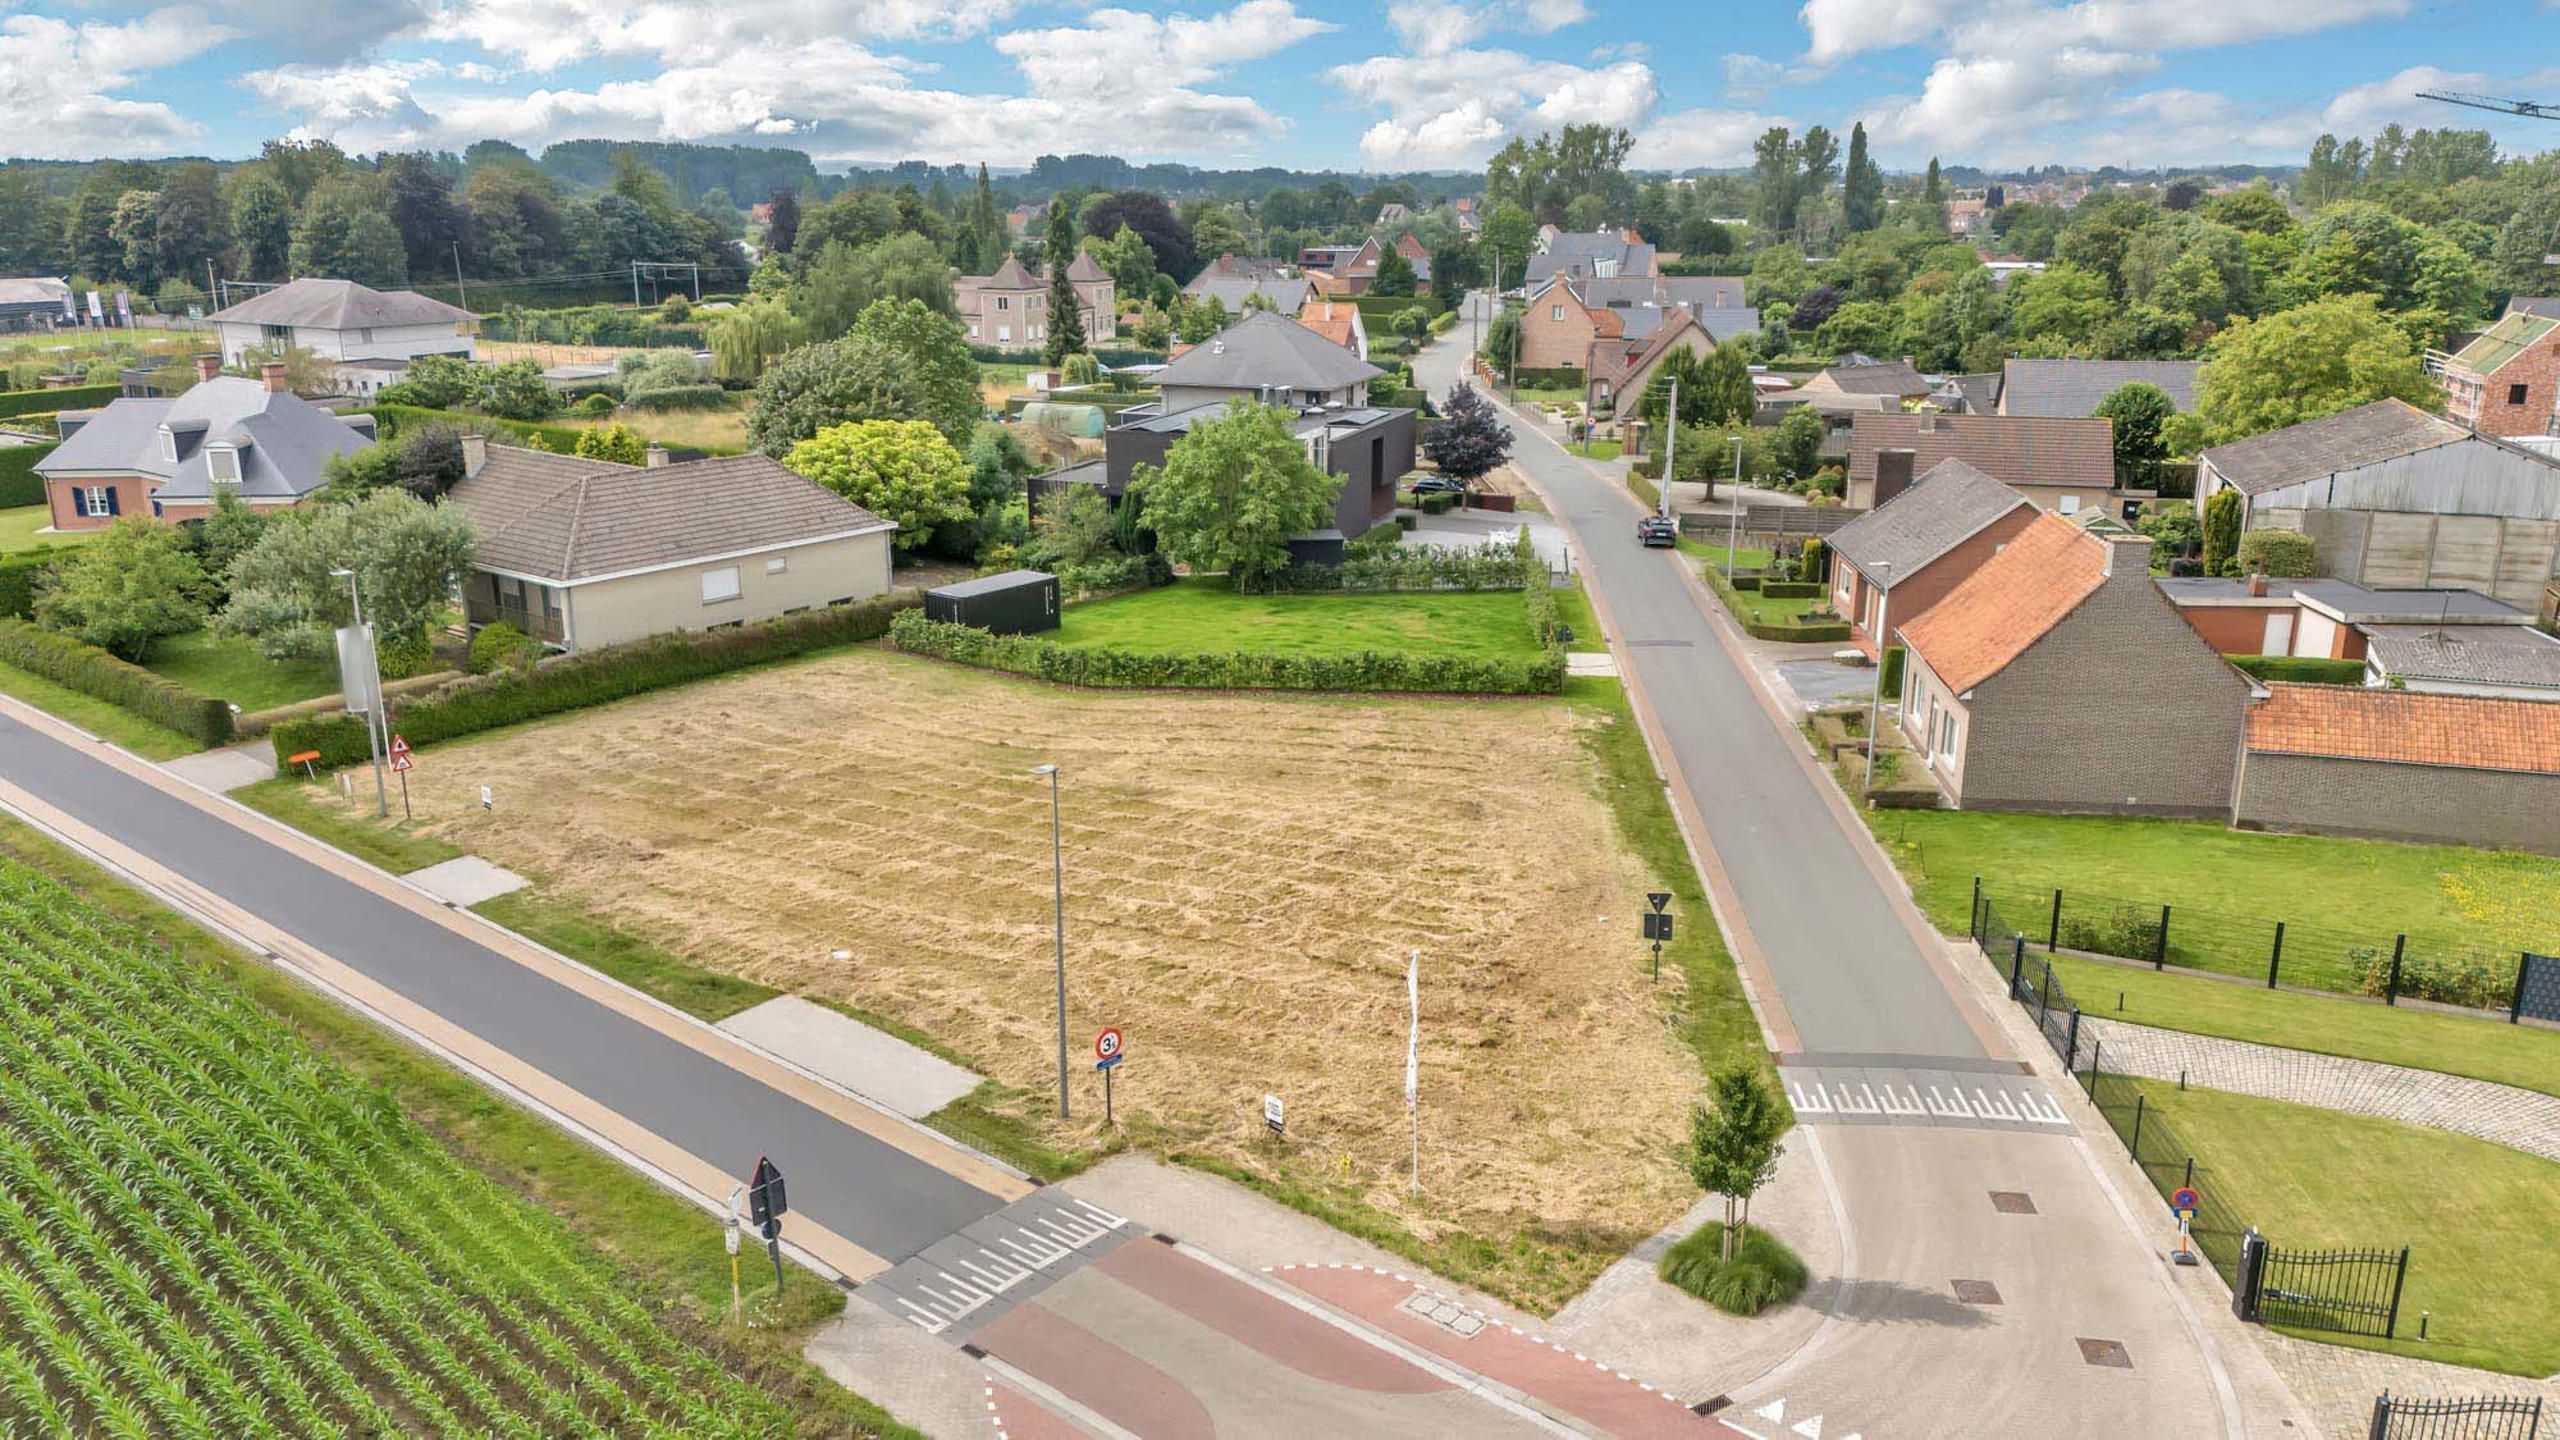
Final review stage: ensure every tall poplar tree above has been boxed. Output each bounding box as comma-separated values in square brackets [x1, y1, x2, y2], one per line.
[1042, 198, 1085, 366]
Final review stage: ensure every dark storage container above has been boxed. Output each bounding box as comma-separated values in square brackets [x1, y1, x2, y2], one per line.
[1286, 529, 1348, 568]
[924, 569, 1061, 635]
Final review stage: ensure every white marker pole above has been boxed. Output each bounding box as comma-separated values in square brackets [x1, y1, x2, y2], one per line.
[1405, 949, 1420, 1193]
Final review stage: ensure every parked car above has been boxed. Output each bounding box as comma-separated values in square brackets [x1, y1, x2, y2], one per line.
[1410, 475, 1468, 496]
[1637, 514, 1678, 547]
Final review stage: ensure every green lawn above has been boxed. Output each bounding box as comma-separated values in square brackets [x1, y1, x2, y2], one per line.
[1566, 439, 1622, 460]
[0, 504, 89, 554]
[1511, 383, 1582, 408]
[2131, 1082, 2560, 1377]
[1054, 577, 1545, 661]
[1677, 538, 1776, 571]
[2056, 951, 2557, 1097]
[0, 660, 201, 759]
[0, 327, 194, 359]
[144, 629, 341, 711]
[1554, 579, 1603, 653]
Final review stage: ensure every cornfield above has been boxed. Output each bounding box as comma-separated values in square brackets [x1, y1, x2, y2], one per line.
[0, 859, 799, 1437]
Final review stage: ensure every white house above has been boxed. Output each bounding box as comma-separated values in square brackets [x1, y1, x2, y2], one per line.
[209, 278, 477, 370]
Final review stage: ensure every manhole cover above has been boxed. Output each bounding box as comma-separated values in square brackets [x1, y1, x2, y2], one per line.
[2077, 1338, 2133, 1369]
[1951, 1279, 2002, 1305]
[1990, 1190, 2037, 1214]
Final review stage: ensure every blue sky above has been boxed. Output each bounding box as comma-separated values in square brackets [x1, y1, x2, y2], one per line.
[4, 0, 2557, 174]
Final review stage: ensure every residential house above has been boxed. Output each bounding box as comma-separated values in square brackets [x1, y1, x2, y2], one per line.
[1004, 204, 1042, 236]
[2431, 310, 2560, 436]
[2158, 574, 2525, 663]
[1184, 255, 1296, 297]
[1845, 411, 2118, 514]
[1826, 459, 2038, 658]
[1095, 310, 1413, 540]
[1299, 238, 1382, 283]
[1376, 202, 1412, 227]
[447, 435, 895, 653]
[1392, 233, 1434, 292]
[1992, 359, 2201, 418]
[1944, 196, 1990, 237]
[955, 254, 1117, 350]
[1584, 307, 1763, 425]
[2233, 686, 2560, 851]
[1524, 229, 1657, 288]
[2193, 399, 2560, 610]
[34, 356, 375, 530]
[1295, 299, 1370, 360]
[1452, 198, 1481, 235]
[1790, 359, 1934, 416]
[2507, 297, 2560, 321]
[1894, 516, 2254, 816]
[0, 276, 71, 332]
[1519, 274, 1760, 378]
[1190, 274, 1312, 317]
[207, 278, 477, 370]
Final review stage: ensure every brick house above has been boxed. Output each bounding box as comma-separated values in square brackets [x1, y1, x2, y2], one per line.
[1895, 515, 2255, 816]
[955, 254, 1116, 350]
[1825, 459, 2036, 659]
[2234, 685, 2560, 852]
[34, 356, 375, 530]
[1791, 359, 1933, 415]
[2433, 310, 2560, 437]
[2158, 575, 2525, 662]
[1519, 276, 1619, 371]
[1846, 411, 2117, 514]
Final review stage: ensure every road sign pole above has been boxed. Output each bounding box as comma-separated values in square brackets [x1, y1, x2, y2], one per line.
[1105, 1064, 1113, 1127]
[398, 766, 411, 820]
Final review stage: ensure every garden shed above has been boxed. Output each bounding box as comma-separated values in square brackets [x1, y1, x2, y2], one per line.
[925, 570, 1060, 635]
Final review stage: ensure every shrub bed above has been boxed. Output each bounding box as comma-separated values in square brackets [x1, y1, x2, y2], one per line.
[0, 619, 232, 746]
[889, 609, 1565, 695]
[271, 591, 922, 774]
[2231, 655, 2366, 685]
[0, 442, 55, 507]
[1054, 553, 1174, 600]
[1700, 566, 1852, 642]
[1758, 581, 1824, 599]
[1658, 1223, 1808, 1316]
[359, 404, 588, 453]
[0, 384, 117, 420]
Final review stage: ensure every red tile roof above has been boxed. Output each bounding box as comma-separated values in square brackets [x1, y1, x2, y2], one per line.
[2245, 684, 2560, 776]
[1294, 300, 1359, 352]
[1896, 511, 2109, 693]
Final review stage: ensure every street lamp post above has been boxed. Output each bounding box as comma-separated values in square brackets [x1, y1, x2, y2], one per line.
[331, 568, 389, 818]
[1863, 562, 1893, 796]
[1725, 436, 1744, 583]
[1031, 763, 1068, 1119]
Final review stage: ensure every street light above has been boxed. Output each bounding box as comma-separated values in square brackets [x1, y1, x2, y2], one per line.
[1030, 763, 1068, 1119]
[330, 568, 389, 819]
[1725, 435, 1745, 584]
[1863, 562, 1893, 797]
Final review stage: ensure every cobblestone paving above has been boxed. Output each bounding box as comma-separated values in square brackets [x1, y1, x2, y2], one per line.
[2080, 1017, 2560, 1162]
[2257, 1330, 2560, 1440]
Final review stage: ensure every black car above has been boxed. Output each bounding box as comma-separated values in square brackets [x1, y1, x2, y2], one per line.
[1410, 475, 1469, 496]
[1636, 514, 1678, 547]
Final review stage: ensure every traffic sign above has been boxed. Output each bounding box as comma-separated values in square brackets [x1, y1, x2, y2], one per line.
[1095, 1028, 1123, 1068]
[2170, 1187, 2200, 1216]
[1642, 912, 1674, 942]
[749, 1156, 788, 1239]
[1262, 1093, 1285, 1136]
[1648, 891, 1673, 913]
[388, 734, 413, 773]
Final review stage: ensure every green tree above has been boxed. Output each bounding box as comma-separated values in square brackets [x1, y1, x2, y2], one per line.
[2201, 488, 2244, 577]
[374, 353, 477, 409]
[193, 489, 273, 600]
[1174, 293, 1229, 345]
[219, 490, 474, 660]
[289, 184, 408, 287]
[784, 419, 972, 552]
[1774, 408, 1825, 481]
[1479, 203, 1536, 286]
[1131, 400, 1340, 587]
[469, 359, 561, 421]
[1372, 246, 1417, 298]
[1043, 199, 1086, 367]
[33, 519, 207, 661]
[2189, 295, 2437, 446]
[796, 234, 956, 341]
[851, 297, 982, 446]
[1695, 343, 1755, 426]
[1481, 310, 1522, 378]
[1687, 1064, 1787, 1263]
[575, 423, 648, 465]
[1841, 123, 1885, 233]
[749, 336, 929, 457]
[707, 297, 809, 381]
[2094, 381, 2175, 473]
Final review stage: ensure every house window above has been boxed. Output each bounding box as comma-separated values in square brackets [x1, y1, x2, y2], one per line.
[995, 296, 1009, 310]
[1550, 304, 1565, 321]
[997, 326, 1011, 344]
[765, 555, 788, 575]
[1939, 713, 1959, 762]
[2058, 493, 2081, 515]
[2510, 383, 2531, 406]
[970, 325, 981, 339]
[159, 427, 177, 464]
[700, 566, 742, 604]
[261, 324, 290, 353]
[208, 447, 240, 484]
[79, 485, 113, 517]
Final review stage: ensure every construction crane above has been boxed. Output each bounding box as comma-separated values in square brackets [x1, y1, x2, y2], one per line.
[2415, 89, 2556, 120]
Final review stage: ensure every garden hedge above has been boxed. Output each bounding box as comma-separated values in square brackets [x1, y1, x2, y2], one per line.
[1701, 566, 1852, 643]
[272, 591, 922, 774]
[888, 609, 1566, 696]
[0, 549, 61, 619]
[2231, 655, 2366, 685]
[0, 619, 232, 746]
[1240, 547, 1539, 594]
[0, 442, 55, 508]
[358, 404, 589, 453]
[0, 384, 117, 420]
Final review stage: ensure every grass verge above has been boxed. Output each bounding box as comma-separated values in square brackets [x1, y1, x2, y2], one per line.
[0, 812, 923, 1437]
[0, 504, 95, 554]
[0, 659, 202, 759]
[142, 629, 340, 711]
[1053, 577, 1547, 661]
[2131, 1081, 2559, 1377]
[1659, 1222, 1808, 1316]
[1554, 578, 1603, 653]
[233, 777, 465, 873]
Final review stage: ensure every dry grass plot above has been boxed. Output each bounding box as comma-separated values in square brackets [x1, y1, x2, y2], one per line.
[402, 650, 1698, 1297]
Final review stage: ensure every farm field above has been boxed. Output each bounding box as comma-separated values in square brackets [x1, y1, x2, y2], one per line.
[377, 648, 1704, 1306]
[1054, 577, 1546, 660]
[553, 403, 752, 454]
[0, 856, 815, 1436]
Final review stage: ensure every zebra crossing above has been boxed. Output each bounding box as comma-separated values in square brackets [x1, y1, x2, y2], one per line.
[1781, 1054, 2073, 1135]
[860, 1190, 1135, 1338]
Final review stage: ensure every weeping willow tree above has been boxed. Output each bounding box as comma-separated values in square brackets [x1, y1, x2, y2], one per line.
[707, 298, 808, 381]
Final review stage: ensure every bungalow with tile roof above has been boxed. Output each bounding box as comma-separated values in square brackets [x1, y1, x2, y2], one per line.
[955, 254, 1117, 351]
[1826, 459, 2038, 659]
[1294, 298, 1369, 360]
[1583, 307, 1756, 430]
[34, 355, 376, 530]
[2232, 686, 2560, 851]
[1894, 514, 2254, 816]
[446, 435, 896, 653]
[2432, 309, 2560, 437]
[1846, 411, 2118, 515]
[1790, 359, 1933, 415]
[207, 277, 476, 368]
[2193, 399, 2560, 611]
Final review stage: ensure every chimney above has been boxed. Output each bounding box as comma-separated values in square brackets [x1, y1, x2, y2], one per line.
[193, 353, 222, 384]
[1874, 448, 1917, 505]
[261, 360, 290, 394]
[2101, 534, 2155, 579]
[644, 444, 670, 469]
[2246, 570, 2268, 598]
[461, 433, 488, 476]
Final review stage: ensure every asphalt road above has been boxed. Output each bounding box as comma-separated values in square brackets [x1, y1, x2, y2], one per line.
[0, 710, 1008, 1266]
[1416, 323, 1979, 1058]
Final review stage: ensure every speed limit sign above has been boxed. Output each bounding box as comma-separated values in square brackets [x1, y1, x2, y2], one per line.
[1095, 1028, 1124, 1069]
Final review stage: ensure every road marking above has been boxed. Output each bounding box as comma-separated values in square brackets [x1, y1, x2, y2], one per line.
[868, 1193, 1130, 1336]
[1782, 1061, 2074, 1135]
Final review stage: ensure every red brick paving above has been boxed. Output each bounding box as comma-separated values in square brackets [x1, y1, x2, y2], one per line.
[1094, 1240, 1451, 1395]
[972, 1303, 1216, 1440]
[1274, 1264, 1751, 1439]
[985, 1381, 1093, 1440]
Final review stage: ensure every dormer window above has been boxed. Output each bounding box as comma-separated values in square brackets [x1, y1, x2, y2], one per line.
[207, 445, 241, 484]
[159, 426, 177, 464]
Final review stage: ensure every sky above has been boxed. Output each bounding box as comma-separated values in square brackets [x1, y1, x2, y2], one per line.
[4, 0, 2558, 175]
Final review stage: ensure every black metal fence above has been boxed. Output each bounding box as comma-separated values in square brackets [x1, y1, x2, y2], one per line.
[2240, 1233, 2408, 1338]
[1973, 876, 2538, 1016]
[2371, 1393, 2543, 1440]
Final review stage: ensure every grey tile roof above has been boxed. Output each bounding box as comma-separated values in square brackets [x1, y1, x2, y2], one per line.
[1610, 303, 1762, 343]
[1997, 359, 2199, 417]
[34, 376, 373, 500]
[2361, 623, 2560, 691]
[1819, 359, 1930, 396]
[0, 277, 70, 308]
[449, 446, 891, 583]
[1826, 459, 2032, 581]
[208, 277, 476, 329]
[1524, 231, 1655, 286]
[2505, 297, 2560, 322]
[2154, 577, 2527, 623]
[1573, 275, 1748, 311]
[1950, 372, 2003, 414]
[2196, 400, 2480, 495]
[1848, 411, 2116, 490]
[1156, 310, 1380, 393]
[1190, 276, 1312, 314]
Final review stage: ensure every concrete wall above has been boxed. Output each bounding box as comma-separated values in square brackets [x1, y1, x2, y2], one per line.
[539, 531, 893, 652]
[1322, 411, 1415, 537]
[2235, 752, 2560, 853]
[2278, 506, 2560, 610]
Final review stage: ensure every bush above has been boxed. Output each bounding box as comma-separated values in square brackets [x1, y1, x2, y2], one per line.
[1053, 552, 1173, 600]
[574, 392, 617, 417]
[2231, 656, 2366, 685]
[1417, 491, 1459, 514]
[1757, 581, 1824, 599]
[0, 549, 60, 619]
[268, 712, 374, 771]
[2353, 945, 2506, 1009]
[1657, 1224, 1808, 1316]
[0, 384, 118, 420]
[0, 618, 232, 746]
[888, 610, 1566, 696]
[1878, 644, 1905, 699]
[623, 385, 731, 412]
[2056, 904, 2165, 962]
[467, 620, 541, 674]
[1239, 547, 1539, 594]
[0, 442, 54, 507]
[2237, 528, 2316, 578]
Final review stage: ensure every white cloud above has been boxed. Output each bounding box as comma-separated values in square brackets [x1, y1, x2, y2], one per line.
[1331, 48, 1654, 167]
[1800, 0, 1941, 63]
[1630, 108, 1791, 169]
[1866, 46, 2157, 155]
[2319, 63, 2560, 134]
[997, 1, 1333, 102]
[244, 59, 449, 151]
[435, 0, 1028, 71]
[1385, 0, 1586, 58]
[1721, 52, 1826, 102]
[0, 6, 238, 158]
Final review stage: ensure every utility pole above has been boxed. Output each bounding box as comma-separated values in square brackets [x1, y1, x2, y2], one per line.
[1726, 436, 1743, 581]
[631, 261, 642, 308]
[452, 242, 469, 314]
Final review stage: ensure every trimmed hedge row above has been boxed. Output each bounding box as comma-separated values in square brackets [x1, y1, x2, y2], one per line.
[359, 404, 589, 452]
[0, 619, 232, 746]
[1054, 553, 1174, 600]
[0, 443, 55, 508]
[0, 384, 118, 420]
[0, 548, 65, 620]
[271, 590, 924, 774]
[2231, 655, 2367, 686]
[1240, 547, 1538, 594]
[1701, 565, 1852, 643]
[888, 609, 1566, 695]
